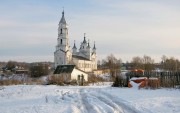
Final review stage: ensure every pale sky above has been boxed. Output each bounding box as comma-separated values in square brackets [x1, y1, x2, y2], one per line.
[0, 0, 180, 63]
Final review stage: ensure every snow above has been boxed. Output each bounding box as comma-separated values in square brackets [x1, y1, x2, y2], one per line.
[0, 74, 28, 81]
[98, 73, 111, 80]
[149, 77, 158, 80]
[0, 84, 179, 113]
[130, 77, 147, 80]
[130, 81, 141, 89]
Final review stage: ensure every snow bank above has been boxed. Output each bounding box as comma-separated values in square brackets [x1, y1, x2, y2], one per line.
[130, 81, 141, 89]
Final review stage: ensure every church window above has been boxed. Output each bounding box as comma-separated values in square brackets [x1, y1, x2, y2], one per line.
[61, 39, 62, 44]
[60, 29, 62, 34]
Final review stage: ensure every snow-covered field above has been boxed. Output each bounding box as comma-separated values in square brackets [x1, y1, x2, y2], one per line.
[0, 84, 179, 113]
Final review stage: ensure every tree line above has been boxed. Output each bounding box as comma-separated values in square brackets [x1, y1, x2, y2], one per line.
[1, 61, 53, 77]
[98, 54, 180, 72]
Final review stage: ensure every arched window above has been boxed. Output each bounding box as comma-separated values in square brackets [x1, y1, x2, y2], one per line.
[61, 39, 62, 44]
[60, 29, 62, 34]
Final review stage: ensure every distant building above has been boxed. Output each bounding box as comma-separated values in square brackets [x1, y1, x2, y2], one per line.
[53, 65, 88, 84]
[54, 10, 97, 73]
[93, 69, 110, 75]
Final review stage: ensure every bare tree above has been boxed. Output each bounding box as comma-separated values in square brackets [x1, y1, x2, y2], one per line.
[30, 63, 49, 77]
[97, 60, 101, 68]
[130, 55, 154, 71]
[163, 56, 180, 71]
[143, 55, 154, 71]
[131, 56, 143, 69]
[6, 61, 17, 71]
[161, 55, 167, 70]
[101, 54, 122, 79]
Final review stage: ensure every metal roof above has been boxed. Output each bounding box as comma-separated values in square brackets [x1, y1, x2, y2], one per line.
[54, 65, 75, 74]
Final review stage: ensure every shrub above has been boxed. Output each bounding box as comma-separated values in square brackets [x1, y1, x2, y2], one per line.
[69, 79, 78, 85]
[112, 76, 126, 87]
[148, 78, 160, 89]
[87, 74, 105, 84]
[47, 75, 64, 85]
[0, 80, 23, 86]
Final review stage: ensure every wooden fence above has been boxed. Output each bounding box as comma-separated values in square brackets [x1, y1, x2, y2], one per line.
[126, 71, 180, 88]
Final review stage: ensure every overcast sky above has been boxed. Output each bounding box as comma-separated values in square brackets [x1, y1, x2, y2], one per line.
[0, 0, 180, 63]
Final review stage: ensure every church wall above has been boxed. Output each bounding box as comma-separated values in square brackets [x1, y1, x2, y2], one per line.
[72, 58, 97, 72]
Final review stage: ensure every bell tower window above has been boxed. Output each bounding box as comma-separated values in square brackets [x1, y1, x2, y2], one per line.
[61, 39, 62, 44]
[60, 29, 62, 34]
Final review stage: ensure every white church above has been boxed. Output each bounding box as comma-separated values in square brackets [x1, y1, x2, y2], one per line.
[54, 11, 97, 73]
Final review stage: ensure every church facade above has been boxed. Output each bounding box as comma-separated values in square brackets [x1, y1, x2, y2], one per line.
[54, 11, 97, 72]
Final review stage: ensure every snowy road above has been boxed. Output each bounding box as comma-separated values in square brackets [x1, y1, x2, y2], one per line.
[79, 88, 139, 113]
[0, 85, 179, 113]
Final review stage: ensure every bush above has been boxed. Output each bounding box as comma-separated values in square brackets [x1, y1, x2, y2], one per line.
[47, 75, 64, 85]
[87, 74, 105, 84]
[47, 75, 79, 86]
[69, 79, 78, 85]
[0, 80, 23, 86]
[148, 78, 160, 89]
[112, 76, 126, 87]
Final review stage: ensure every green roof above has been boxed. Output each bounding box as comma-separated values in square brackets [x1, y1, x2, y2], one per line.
[54, 65, 75, 74]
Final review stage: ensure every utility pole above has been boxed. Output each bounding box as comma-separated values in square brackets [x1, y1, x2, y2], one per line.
[175, 60, 177, 72]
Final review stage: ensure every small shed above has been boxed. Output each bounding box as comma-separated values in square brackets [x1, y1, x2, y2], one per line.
[53, 65, 88, 83]
[128, 77, 160, 89]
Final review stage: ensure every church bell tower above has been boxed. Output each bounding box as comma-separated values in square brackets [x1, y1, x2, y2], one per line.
[54, 10, 72, 68]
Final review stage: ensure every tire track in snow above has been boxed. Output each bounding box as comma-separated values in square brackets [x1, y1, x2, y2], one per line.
[96, 90, 141, 113]
[79, 88, 142, 113]
[81, 93, 105, 113]
[79, 88, 122, 113]
[79, 89, 103, 113]
[91, 93, 124, 113]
